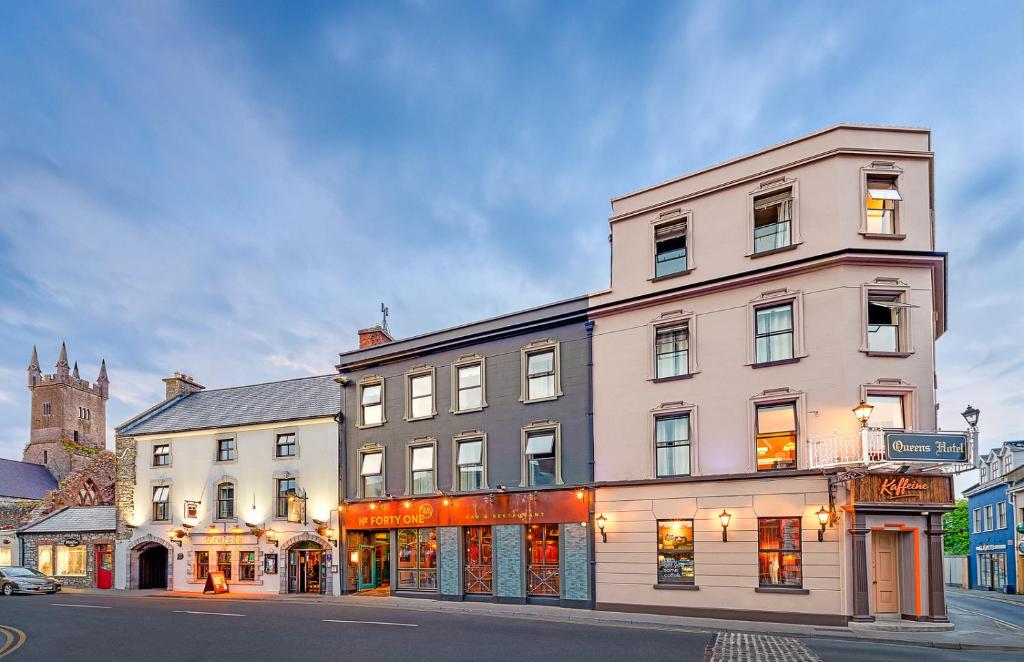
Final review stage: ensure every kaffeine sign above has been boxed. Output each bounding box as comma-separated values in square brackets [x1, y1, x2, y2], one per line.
[884, 432, 968, 463]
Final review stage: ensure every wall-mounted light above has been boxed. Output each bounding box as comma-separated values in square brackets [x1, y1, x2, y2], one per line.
[852, 401, 874, 427]
[816, 506, 831, 542]
[595, 513, 607, 543]
[719, 510, 732, 542]
[168, 529, 185, 547]
[349, 550, 359, 564]
[265, 529, 279, 548]
[496, 484, 508, 492]
[575, 488, 585, 500]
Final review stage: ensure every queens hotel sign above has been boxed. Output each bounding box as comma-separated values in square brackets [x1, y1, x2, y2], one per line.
[885, 432, 968, 463]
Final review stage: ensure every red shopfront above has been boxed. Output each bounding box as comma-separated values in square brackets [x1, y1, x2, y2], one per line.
[343, 489, 591, 605]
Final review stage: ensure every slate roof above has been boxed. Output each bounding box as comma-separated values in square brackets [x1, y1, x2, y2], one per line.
[0, 458, 58, 499]
[20, 506, 116, 533]
[119, 374, 340, 436]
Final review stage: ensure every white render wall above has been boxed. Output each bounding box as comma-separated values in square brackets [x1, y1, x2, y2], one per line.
[117, 417, 340, 594]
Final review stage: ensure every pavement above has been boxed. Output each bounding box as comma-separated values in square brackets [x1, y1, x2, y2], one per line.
[1, 589, 1020, 661]
[47, 585, 1024, 653]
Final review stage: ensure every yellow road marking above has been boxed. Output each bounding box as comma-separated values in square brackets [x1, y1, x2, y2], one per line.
[0, 625, 27, 659]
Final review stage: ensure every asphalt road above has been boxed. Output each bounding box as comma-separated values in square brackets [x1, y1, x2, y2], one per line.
[946, 588, 1024, 630]
[0, 591, 1016, 661]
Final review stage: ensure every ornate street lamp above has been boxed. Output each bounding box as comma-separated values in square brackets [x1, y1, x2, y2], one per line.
[816, 506, 831, 542]
[719, 510, 732, 542]
[595, 514, 608, 543]
[961, 405, 980, 428]
[852, 401, 874, 427]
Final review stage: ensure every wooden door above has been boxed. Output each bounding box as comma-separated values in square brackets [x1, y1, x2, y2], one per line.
[95, 544, 113, 589]
[872, 531, 900, 613]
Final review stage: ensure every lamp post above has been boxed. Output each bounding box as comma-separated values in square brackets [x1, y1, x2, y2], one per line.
[962, 405, 981, 467]
[852, 401, 875, 464]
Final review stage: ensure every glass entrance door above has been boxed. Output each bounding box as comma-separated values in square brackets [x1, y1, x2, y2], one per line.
[358, 545, 377, 589]
[527, 524, 560, 596]
[463, 526, 493, 594]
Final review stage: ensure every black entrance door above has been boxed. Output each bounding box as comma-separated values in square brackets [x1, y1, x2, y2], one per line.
[138, 545, 168, 589]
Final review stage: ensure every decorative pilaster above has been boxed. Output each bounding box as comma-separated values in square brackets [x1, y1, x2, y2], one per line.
[925, 513, 950, 622]
[850, 511, 874, 622]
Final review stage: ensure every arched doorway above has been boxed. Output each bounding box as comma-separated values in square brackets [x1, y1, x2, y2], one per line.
[138, 544, 168, 589]
[287, 541, 325, 594]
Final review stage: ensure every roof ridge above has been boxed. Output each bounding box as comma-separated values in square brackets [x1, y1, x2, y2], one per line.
[191, 373, 337, 394]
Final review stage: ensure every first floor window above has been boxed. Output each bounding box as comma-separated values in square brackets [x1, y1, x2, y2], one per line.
[217, 438, 236, 462]
[410, 445, 434, 495]
[456, 363, 483, 411]
[152, 485, 170, 521]
[216, 551, 232, 580]
[456, 439, 484, 491]
[57, 546, 87, 576]
[755, 402, 797, 471]
[396, 528, 437, 591]
[657, 519, 695, 585]
[275, 433, 296, 457]
[239, 551, 256, 581]
[217, 483, 235, 520]
[526, 349, 556, 400]
[276, 478, 296, 518]
[997, 502, 1007, 529]
[360, 451, 384, 497]
[527, 523, 560, 596]
[655, 326, 689, 378]
[973, 508, 981, 534]
[758, 517, 802, 587]
[655, 414, 690, 477]
[524, 430, 556, 486]
[754, 303, 794, 364]
[37, 545, 53, 576]
[195, 551, 209, 580]
[984, 505, 994, 531]
[866, 394, 905, 429]
[153, 444, 170, 466]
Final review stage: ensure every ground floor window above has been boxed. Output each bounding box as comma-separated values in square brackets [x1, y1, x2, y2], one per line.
[396, 528, 437, 591]
[758, 517, 802, 587]
[57, 546, 87, 576]
[978, 553, 1007, 589]
[195, 551, 210, 580]
[527, 523, 560, 596]
[216, 551, 232, 581]
[239, 551, 256, 581]
[0, 548, 10, 565]
[463, 526, 493, 594]
[37, 545, 53, 576]
[657, 519, 694, 585]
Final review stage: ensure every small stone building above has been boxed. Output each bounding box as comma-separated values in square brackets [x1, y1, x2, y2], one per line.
[19, 507, 117, 588]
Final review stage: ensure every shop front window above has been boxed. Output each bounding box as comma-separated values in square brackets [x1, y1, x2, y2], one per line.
[657, 519, 695, 585]
[56, 547, 87, 576]
[758, 517, 802, 587]
[217, 551, 232, 581]
[239, 551, 256, 581]
[464, 526, 493, 594]
[37, 545, 53, 576]
[195, 551, 210, 580]
[396, 528, 437, 591]
[527, 524, 559, 596]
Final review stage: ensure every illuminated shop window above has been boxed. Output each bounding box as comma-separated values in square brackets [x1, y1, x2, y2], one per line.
[758, 517, 802, 587]
[657, 520, 694, 585]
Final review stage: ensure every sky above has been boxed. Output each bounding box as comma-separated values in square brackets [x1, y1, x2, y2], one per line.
[0, 1, 1021, 494]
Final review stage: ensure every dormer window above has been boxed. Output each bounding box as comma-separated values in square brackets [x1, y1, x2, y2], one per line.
[752, 188, 793, 254]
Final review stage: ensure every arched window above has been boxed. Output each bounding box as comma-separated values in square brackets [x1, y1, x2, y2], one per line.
[217, 483, 235, 520]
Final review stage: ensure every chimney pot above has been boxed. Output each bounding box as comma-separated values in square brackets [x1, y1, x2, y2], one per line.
[358, 325, 394, 349]
[163, 372, 205, 400]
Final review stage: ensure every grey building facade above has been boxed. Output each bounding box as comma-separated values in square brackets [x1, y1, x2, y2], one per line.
[337, 297, 594, 607]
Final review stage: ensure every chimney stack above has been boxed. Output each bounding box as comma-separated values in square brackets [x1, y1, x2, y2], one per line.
[162, 372, 205, 400]
[358, 324, 394, 349]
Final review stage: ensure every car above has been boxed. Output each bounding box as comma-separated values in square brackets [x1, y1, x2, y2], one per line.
[0, 566, 62, 595]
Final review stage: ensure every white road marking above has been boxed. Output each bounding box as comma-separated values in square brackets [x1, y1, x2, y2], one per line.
[173, 610, 246, 617]
[948, 604, 1022, 630]
[322, 619, 418, 627]
[50, 603, 111, 609]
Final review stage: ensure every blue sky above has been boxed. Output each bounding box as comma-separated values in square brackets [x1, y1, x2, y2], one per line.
[0, 1, 1021, 492]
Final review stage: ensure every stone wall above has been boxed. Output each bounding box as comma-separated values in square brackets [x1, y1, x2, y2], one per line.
[438, 526, 460, 596]
[114, 435, 137, 540]
[494, 524, 525, 602]
[561, 522, 590, 605]
[20, 531, 113, 588]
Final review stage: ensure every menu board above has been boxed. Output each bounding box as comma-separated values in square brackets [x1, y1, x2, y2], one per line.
[203, 570, 229, 594]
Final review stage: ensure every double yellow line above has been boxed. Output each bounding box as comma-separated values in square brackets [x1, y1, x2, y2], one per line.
[0, 625, 26, 659]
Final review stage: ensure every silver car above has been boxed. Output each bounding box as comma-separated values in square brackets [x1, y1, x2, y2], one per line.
[0, 566, 62, 595]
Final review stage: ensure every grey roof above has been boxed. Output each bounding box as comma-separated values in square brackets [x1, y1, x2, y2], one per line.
[119, 374, 340, 436]
[0, 458, 57, 499]
[21, 506, 116, 533]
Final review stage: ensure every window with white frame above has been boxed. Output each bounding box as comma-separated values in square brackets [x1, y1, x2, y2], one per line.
[865, 394, 905, 430]
[216, 482, 235, 520]
[865, 176, 901, 235]
[984, 504, 994, 531]
[867, 293, 907, 353]
[361, 450, 384, 497]
[754, 303, 794, 364]
[409, 443, 435, 495]
[752, 187, 793, 253]
[152, 485, 170, 522]
[455, 437, 484, 491]
[973, 508, 981, 533]
[455, 361, 484, 412]
[997, 501, 1007, 529]
[992, 459, 1001, 479]
[275, 433, 296, 458]
[524, 429, 557, 486]
[522, 341, 561, 403]
[981, 464, 989, 483]
[655, 414, 690, 477]
[1004, 455, 1012, 476]
[359, 380, 385, 426]
[655, 326, 689, 378]
[755, 402, 797, 471]
[408, 371, 435, 420]
[654, 219, 688, 278]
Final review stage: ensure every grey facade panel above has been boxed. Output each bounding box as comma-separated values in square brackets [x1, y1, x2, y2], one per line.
[493, 524, 525, 599]
[341, 320, 592, 499]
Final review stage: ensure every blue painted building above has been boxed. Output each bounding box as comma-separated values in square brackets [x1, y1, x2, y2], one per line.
[964, 441, 1024, 593]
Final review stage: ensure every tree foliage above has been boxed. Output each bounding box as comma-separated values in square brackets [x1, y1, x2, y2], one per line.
[943, 499, 970, 556]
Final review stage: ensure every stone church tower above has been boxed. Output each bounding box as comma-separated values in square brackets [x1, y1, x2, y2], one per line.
[25, 342, 109, 480]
